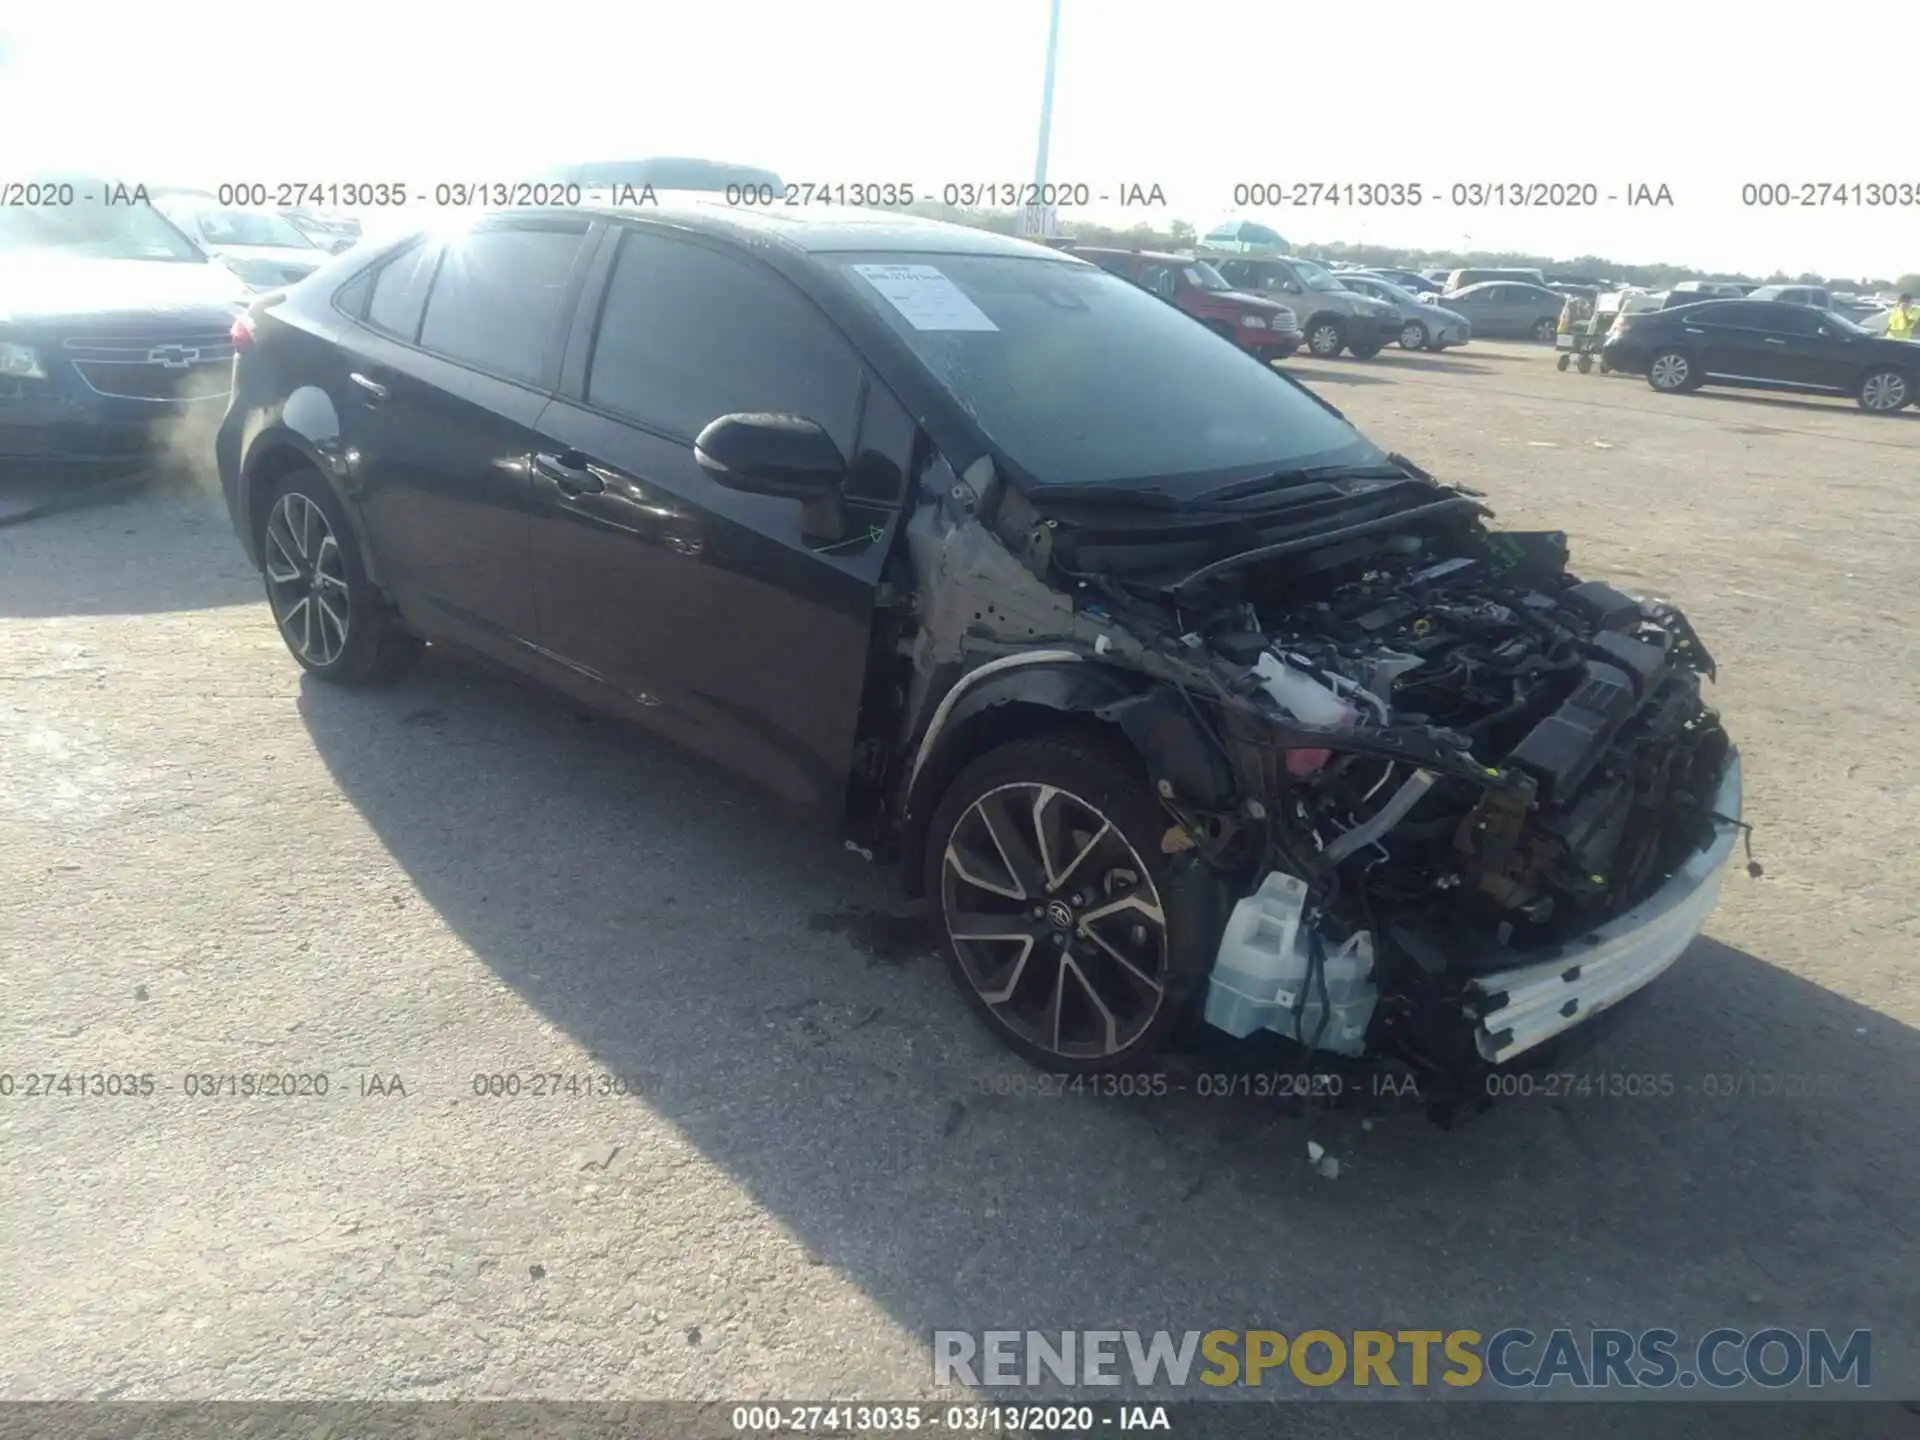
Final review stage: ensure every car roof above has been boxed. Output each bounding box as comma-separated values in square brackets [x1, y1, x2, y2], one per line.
[562, 197, 1082, 260]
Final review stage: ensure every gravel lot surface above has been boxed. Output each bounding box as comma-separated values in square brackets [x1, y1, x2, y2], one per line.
[3, 342, 1916, 1429]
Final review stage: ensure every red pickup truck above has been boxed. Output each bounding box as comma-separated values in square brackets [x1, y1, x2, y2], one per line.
[1068, 247, 1304, 362]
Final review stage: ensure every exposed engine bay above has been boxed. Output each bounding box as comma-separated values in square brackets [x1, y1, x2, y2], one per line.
[875, 449, 1741, 1088]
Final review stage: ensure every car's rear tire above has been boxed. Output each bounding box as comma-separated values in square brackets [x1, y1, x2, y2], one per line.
[1857, 366, 1911, 413]
[1305, 316, 1346, 358]
[1531, 316, 1558, 343]
[1399, 320, 1429, 350]
[1647, 349, 1700, 394]
[257, 467, 419, 686]
[925, 731, 1213, 1073]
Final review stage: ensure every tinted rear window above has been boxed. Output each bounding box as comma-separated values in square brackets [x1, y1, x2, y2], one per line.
[365, 241, 439, 340]
[417, 225, 587, 385]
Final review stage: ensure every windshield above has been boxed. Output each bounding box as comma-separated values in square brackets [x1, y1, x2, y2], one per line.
[1363, 278, 1416, 304]
[0, 197, 205, 262]
[194, 209, 315, 249]
[1290, 260, 1347, 292]
[1183, 262, 1231, 292]
[838, 253, 1380, 491]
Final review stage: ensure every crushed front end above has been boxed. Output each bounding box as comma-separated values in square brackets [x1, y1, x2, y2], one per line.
[883, 452, 1746, 1097]
[1173, 527, 1741, 1081]
[979, 464, 1743, 1090]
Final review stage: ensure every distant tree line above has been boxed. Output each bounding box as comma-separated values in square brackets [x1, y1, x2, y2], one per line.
[900, 202, 1918, 294]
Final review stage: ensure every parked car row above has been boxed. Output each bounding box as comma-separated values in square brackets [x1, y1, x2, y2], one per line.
[150, 190, 339, 293]
[1072, 247, 1417, 360]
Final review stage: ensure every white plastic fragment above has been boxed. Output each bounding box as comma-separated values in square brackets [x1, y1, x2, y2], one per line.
[1306, 1141, 1325, 1163]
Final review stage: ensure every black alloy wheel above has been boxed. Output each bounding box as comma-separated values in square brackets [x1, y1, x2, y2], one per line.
[259, 469, 419, 685]
[927, 733, 1210, 1071]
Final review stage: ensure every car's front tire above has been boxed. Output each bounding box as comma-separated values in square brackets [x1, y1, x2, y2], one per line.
[925, 731, 1213, 1072]
[1647, 349, 1700, 394]
[257, 467, 419, 686]
[1857, 366, 1911, 414]
[1531, 316, 1558, 343]
[1305, 316, 1346, 358]
[1399, 319, 1429, 350]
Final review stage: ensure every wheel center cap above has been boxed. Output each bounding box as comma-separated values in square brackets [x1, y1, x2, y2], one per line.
[1046, 899, 1075, 930]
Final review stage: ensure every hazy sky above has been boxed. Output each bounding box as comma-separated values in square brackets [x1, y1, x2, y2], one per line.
[4, 0, 1913, 278]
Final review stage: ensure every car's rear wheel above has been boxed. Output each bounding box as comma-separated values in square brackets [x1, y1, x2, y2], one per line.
[1647, 349, 1699, 393]
[1531, 316, 1558, 343]
[1399, 320, 1429, 350]
[258, 468, 418, 686]
[1857, 367, 1911, 413]
[926, 732, 1211, 1072]
[1305, 316, 1346, 358]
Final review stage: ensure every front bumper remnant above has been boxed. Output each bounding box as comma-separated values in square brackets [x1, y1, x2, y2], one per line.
[1469, 751, 1743, 1065]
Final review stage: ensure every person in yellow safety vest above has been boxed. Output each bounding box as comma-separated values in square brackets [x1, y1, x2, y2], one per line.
[1887, 293, 1918, 341]
[1889, 295, 1920, 343]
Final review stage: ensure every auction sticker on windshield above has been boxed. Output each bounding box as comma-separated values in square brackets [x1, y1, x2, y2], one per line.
[850, 263, 999, 331]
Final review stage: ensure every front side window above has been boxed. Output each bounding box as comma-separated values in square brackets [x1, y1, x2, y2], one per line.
[417, 225, 587, 385]
[585, 230, 862, 449]
[836, 252, 1379, 491]
[1137, 264, 1177, 298]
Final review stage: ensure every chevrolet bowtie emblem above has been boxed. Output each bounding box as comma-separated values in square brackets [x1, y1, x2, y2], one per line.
[147, 345, 200, 368]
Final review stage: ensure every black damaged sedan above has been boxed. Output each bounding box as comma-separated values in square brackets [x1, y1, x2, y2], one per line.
[216, 202, 1745, 1089]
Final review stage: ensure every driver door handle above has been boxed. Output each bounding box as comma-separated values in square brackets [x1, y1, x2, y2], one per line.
[534, 450, 604, 496]
[1764, 337, 1787, 345]
[348, 372, 388, 403]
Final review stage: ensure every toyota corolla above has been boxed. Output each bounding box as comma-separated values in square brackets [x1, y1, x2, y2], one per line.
[215, 202, 1746, 1096]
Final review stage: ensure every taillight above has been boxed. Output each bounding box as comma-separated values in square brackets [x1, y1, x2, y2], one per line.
[230, 314, 255, 352]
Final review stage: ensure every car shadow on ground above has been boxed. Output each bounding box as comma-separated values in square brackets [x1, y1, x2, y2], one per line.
[1683, 388, 1920, 422]
[1448, 344, 1557, 363]
[1371, 351, 1495, 376]
[1281, 366, 1395, 389]
[0, 474, 262, 618]
[300, 647, 1920, 1409]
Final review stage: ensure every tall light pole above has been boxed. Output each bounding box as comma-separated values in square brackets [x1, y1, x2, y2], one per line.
[1033, 0, 1062, 189]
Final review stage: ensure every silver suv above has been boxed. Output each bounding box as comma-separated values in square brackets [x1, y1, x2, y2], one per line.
[1204, 253, 1402, 359]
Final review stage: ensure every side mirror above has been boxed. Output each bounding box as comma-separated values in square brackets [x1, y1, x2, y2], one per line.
[695, 412, 849, 539]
